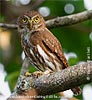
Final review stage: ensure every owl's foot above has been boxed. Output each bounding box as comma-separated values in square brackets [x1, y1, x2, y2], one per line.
[33, 71, 44, 76]
[24, 71, 44, 78]
[24, 71, 31, 77]
[71, 87, 82, 96]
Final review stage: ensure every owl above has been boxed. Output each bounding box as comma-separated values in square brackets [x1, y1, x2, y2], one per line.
[17, 11, 81, 95]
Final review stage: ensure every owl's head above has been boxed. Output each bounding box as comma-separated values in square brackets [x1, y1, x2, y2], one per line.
[17, 11, 46, 33]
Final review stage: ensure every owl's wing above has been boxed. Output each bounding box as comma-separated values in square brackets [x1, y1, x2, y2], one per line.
[42, 30, 68, 69]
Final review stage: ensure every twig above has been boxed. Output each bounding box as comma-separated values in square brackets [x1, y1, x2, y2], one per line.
[46, 10, 92, 28]
[0, 23, 17, 29]
[0, 10, 92, 29]
[7, 61, 92, 100]
[20, 57, 30, 75]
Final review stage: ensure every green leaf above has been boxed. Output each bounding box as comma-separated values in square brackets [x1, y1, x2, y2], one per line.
[0, 15, 5, 22]
[68, 57, 78, 66]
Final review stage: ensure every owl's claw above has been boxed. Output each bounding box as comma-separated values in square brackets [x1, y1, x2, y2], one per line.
[24, 71, 44, 78]
[33, 71, 44, 76]
[24, 70, 52, 78]
[24, 72, 31, 77]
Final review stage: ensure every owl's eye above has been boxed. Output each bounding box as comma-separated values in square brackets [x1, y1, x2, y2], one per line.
[22, 17, 28, 24]
[33, 16, 40, 23]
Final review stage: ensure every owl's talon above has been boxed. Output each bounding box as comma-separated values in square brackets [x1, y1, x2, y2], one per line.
[29, 71, 44, 78]
[24, 71, 43, 78]
[24, 72, 31, 77]
[33, 71, 44, 75]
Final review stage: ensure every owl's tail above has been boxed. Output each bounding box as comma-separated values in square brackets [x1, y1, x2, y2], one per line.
[71, 86, 81, 96]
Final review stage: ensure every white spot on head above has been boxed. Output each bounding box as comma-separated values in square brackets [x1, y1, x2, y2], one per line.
[38, 6, 50, 17]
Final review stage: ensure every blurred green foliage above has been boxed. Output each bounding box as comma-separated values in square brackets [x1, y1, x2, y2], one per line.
[0, 0, 92, 99]
[0, 15, 5, 22]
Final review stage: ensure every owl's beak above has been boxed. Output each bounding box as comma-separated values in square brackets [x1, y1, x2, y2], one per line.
[28, 19, 33, 29]
[30, 20, 33, 29]
[23, 15, 33, 29]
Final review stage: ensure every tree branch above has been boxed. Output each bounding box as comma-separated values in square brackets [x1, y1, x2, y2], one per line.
[8, 61, 92, 100]
[0, 23, 17, 29]
[20, 58, 31, 75]
[46, 10, 92, 28]
[0, 10, 92, 29]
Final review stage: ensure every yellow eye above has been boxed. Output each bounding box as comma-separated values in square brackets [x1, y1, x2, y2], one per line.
[22, 17, 28, 24]
[34, 16, 39, 23]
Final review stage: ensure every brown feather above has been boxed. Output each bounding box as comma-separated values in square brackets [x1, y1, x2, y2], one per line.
[42, 28, 69, 69]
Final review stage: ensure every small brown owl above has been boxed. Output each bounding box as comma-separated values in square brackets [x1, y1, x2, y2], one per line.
[17, 11, 81, 95]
